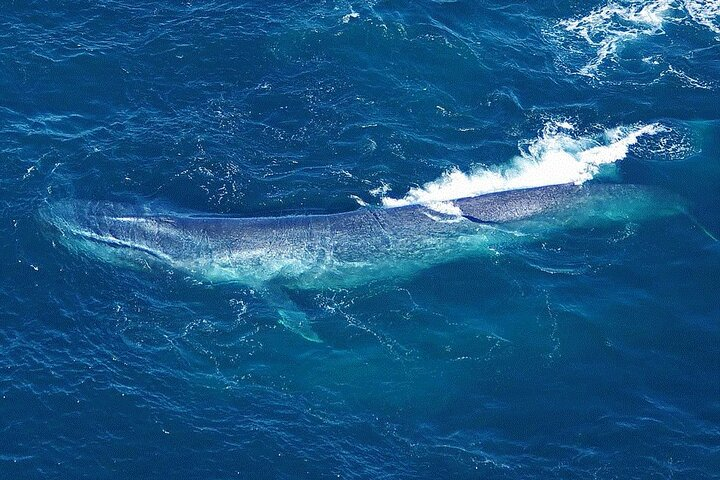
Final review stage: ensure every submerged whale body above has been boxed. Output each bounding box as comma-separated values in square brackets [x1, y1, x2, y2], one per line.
[43, 183, 682, 341]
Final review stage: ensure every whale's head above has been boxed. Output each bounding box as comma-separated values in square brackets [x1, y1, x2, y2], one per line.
[41, 201, 183, 265]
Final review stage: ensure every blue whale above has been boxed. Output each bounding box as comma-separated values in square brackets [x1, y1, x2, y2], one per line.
[43, 183, 682, 341]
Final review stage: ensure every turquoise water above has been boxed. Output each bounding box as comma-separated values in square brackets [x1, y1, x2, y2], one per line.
[1, 1, 719, 478]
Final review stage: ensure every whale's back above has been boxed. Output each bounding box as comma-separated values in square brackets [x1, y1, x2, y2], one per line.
[42, 183, 681, 285]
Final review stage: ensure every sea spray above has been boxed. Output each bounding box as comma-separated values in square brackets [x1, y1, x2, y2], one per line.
[382, 123, 665, 208]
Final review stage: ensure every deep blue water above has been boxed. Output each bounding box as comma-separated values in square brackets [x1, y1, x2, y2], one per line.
[1, 0, 719, 478]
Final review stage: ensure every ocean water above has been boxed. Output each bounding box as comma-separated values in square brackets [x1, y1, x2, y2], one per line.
[1, 0, 719, 478]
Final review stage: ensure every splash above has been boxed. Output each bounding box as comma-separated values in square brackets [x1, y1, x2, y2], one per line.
[382, 123, 664, 208]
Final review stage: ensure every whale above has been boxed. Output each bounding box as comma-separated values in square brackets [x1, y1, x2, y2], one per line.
[42, 183, 684, 341]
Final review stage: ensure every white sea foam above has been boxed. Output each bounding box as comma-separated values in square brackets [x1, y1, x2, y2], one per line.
[684, 0, 720, 35]
[341, 10, 360, 24]
[558, 0, 673, 75]
[382, 122, 664, 208]
[658, 64, 714, 89]
[550, 0, 720, 79]
[369, 181, 391, 197]
[425, 201, 463, 216]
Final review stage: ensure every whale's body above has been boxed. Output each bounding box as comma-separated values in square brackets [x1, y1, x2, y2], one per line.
[44, 183, 682, 340]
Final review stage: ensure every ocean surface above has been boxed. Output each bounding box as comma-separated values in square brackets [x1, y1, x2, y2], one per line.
[1, 1, 719, 478]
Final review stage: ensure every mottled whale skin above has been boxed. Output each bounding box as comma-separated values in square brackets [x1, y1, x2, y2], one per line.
[45, 183, 680, 286]
[43, 183, 681, 340]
